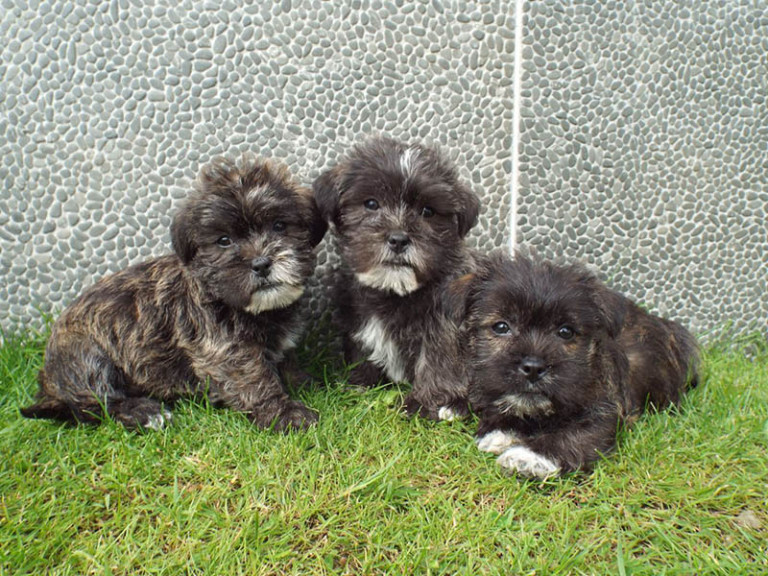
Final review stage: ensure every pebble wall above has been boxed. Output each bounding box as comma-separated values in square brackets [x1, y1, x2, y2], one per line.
[0, 0, 514, 334]
[1, 0, 766, 340]
[516, 0, 767, 337]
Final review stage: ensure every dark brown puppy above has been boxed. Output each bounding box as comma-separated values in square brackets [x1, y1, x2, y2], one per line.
[22, 156, 327, 431]
[313, 136, 480, 420]
[454, 252, 698, 477]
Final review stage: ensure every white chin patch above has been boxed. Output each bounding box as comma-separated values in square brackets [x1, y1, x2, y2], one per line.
[245, 285, 304, 314]
[497, 446, 561, 478]
[356, 266, 419, 296]
[494, 393, 554, 419]
[476, 429, 521, 454]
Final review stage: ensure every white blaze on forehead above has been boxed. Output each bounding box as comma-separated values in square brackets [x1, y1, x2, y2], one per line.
[246, 183, 272, 203]
[353, 315, 407, 383]
[399, 146, 420, 179]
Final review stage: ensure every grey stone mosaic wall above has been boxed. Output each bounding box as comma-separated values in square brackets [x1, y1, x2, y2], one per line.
[515, 0, 768, 338]
[0, 0, 515, 333]
[1, 0, 766, 340]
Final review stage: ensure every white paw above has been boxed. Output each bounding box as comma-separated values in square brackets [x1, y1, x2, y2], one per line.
[497, 446, 561, 478]
[437, 406, 460, 421]
[476, 430, 521, 455]
[144, 409, 173, 431]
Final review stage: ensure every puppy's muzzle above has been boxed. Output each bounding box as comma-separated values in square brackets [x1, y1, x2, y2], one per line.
[387, 231, 411, 255]
[518, 356, 548, 384]
[251, 256, 272, 278]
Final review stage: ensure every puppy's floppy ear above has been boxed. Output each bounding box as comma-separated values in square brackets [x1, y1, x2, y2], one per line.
[443, 272, 478, 324]
[594, 287, 628, 338]
[577, 270, 627, 338]
[170, 201, 197, 264]
[444, 256, 493, 324]
[455, 181, 480, 238]
[312, 166, 344, 225]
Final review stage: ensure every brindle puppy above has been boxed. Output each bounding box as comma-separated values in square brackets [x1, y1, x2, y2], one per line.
[21, 156, 327, 431]
[313, 136, 481, 420]
[454, 253, 698, 477]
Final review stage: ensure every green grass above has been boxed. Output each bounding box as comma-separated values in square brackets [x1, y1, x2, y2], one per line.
[1, 329, 766, 576]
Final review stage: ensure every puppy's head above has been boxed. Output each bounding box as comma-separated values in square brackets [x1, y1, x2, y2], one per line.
[171, 156, 327, 314]
[460, 253, 627, 420]
[313, 136, 479, 295]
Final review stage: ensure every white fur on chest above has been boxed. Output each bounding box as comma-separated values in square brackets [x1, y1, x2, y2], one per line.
[353, 316, 407, 383]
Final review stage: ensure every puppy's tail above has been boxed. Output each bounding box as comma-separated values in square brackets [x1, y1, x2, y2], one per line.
[20, 372, 103, 424]
[672, 321, 700, 390]
[20, 396, 106, 424]
[20, 397, 74, 420]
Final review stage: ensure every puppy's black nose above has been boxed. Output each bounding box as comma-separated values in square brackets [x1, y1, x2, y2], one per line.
[251, 256, 272, 277]
[387, 231, 411, 254]
[519, 356, 548, 382]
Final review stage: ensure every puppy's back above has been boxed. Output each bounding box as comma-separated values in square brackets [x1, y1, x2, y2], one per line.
[618, 299, 699, 415]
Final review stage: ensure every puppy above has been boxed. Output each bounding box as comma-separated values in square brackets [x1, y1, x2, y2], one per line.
[313, 136, 481, 420]
[454, 253, 698, 477]
[21, 156, 327, 431]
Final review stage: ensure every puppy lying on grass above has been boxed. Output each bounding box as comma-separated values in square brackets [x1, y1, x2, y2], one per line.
[22, 156, 326, 432]
[451, 253, 699, 477]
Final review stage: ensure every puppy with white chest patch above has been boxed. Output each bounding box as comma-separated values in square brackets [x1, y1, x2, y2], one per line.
[21, 156, 327, 431]
[452, 253, 699, 477]
[313, 136, 481, 420]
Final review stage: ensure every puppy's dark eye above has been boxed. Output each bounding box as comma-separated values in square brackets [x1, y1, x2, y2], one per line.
[421, 206, 435, 218]
[557, 326, 575, 340]
[273, 221, 287, 232]
[492, 321, 511, 335]
[216, 236, 233, 247]
[364, 199, 379, 211]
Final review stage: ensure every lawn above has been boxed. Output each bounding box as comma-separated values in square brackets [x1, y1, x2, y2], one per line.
[1, 328, 766, 575]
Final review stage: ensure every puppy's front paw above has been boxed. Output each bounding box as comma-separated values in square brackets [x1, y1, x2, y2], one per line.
[402, 395, 442, 420]
[437, 398, 470, 421]
[476, 429, 521, 455]
[497, 446, 561, 478]
[402, 395, 427, 418]
[143, 408, 173, 431]
[273, 401, 319, 432]
[109, 398, 172, 431]
[437, 406, 460, 421]
[347, 361, 385, 388]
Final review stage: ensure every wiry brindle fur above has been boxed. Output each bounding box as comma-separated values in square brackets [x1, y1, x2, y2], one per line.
[457, 253, 698, 477]
[313, 136, 480, 419]
[21, 157, 327, 431]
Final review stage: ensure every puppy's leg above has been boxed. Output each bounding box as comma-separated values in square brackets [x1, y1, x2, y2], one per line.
[496, 414, 620, 478]
[344, 338, 387, 388]
[348, 361, 388, 389]
[197, 347, 318, 431]
[405, 340, 469, 421]
[21, 338, 172, 430]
